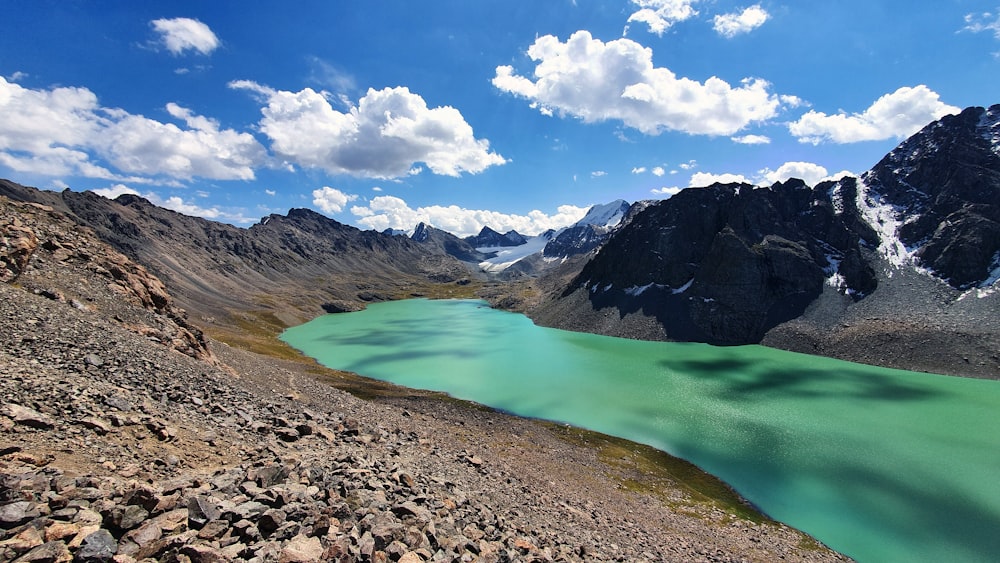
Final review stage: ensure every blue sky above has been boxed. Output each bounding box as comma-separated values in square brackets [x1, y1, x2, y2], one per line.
[1, 1, 998, 236]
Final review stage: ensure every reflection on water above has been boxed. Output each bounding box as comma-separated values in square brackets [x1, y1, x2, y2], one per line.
[281, 299, 1000, 563]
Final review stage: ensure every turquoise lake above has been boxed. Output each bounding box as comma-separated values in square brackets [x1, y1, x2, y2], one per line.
[280, 298, 1000, 563]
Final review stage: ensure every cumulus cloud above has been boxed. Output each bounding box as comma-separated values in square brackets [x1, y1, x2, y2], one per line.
[493, 31, 783, 136]
[312, 186, 358, 214]
[97, 103, 266, 180]
[652, 166, 666, 176]
[349, 195, 588, 237]
[758, 161, 829, 186]
[651, 186, 683, 197]
[625, 0, 699, 36]
[89, 184, 255, 223]
[0, 77, 266, 182]
[89, 184, 140, 199]
[731, 134, 770, 144]
[591, 170, 607, 178]
[631, 166, 647, 174]
[689, 171, 749, 186]
[789, 85, 960, 144]
[713, 5, 769, 38]
[150, 18, 220, 55]
[231, 81, 506, 179]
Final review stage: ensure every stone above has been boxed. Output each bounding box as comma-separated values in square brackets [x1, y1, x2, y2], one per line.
[12, 540, 71, 563]
[2, 404, 55, 430]
[277, 534, 323, 563]
[116, 505, 148, 530]
[77, 418, 111, 436]
[178, 544, 232, 563]
[257, 509, 286, 538]
[75, 529, 117, 562]
[0, 501, 42, 527]
[187, 495, 222, 530]
[398, 552, 424, 563]
[43, 522, 80, 543]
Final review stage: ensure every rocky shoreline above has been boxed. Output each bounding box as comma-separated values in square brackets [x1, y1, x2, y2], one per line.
[0, 197, 849, 561]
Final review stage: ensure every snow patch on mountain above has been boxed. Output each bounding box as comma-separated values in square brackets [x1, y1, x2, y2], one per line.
[477, 235, 549, 272]
[855, 179, 920, 270]
[959, 252, 1000, 300]
[979, 105, 1000, 156]
[575, 199, 629, 228]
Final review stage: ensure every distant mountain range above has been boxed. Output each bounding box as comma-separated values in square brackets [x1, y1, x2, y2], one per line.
[1, 105, 997, 378]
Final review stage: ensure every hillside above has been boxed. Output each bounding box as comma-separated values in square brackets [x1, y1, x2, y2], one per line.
[0, 195, 846, 561]
[0, 180, 476, 334]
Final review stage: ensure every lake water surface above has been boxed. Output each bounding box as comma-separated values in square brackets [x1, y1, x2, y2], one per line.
[280, 299, 1000, 563]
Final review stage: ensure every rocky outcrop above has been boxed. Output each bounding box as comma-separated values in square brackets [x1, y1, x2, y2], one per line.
[562, 180, 876, 344]
[0, 196, 214, 363]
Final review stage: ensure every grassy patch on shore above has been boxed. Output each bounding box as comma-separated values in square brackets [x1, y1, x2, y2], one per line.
[544, 423, 768, 524]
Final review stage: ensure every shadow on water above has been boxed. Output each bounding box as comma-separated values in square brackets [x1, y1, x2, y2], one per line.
[662, 353, 942, 402]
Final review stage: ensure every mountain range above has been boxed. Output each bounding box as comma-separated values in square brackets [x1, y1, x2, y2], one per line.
[2, 105, 998, 379]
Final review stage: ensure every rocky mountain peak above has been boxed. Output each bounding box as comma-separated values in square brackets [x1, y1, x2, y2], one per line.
[465, 226, 527, 248]
[862, 104, 1000, 288]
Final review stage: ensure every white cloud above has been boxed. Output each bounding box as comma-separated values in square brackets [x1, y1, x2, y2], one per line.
[758, 161, 829, 186]
[312, 186, 358, 214]
[349, 195, 588, 237]
[265, 189, 276, 196]
[88, 184, 254, 224]
[651, 186, 682, 197]
[97, 103, 266, 180]
[494, 31, 783, 136]
[713, 5, 769, 38]
[689, 171, 749, 186]
[0, 77, 266, 182]
[625, 0, 699, 36]
[651, 166, 666, 176]
[679, 160, 697, 170]
[150, 18, 220, 55]
[731, 134, 771, 144]
[962, 11, 1000, 39]
[631, 166, 647, 174]
[89, 183, 139, 199]
[789, 85, 960, 144]
[591, 170, 607, 178]
[231, 81, 507, 179]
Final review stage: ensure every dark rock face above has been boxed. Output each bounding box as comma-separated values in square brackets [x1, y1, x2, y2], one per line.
[464, 226, 526, 248]
[543, 224, 612, 258]
[570, 180, 876, 344]
[410, 222, 485, 263]
[863, 104, 1000, 288]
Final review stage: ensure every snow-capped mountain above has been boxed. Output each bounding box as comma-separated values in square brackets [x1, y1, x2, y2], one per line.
[542, 199, 632, 259]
